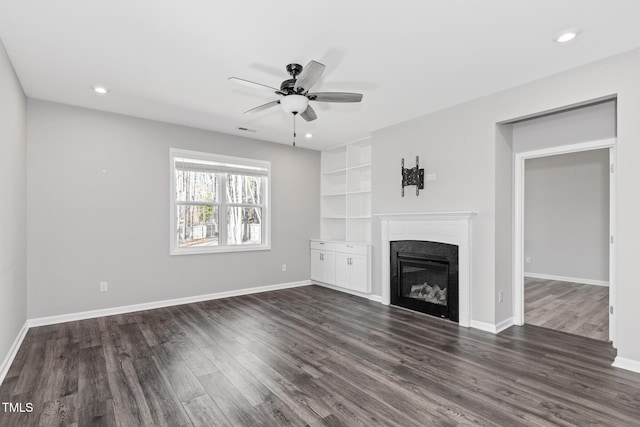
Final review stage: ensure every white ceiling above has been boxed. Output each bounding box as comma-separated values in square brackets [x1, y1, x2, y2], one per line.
[1, 1, 640, 151]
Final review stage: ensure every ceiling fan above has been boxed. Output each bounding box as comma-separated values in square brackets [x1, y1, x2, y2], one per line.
[229, 60, 363, 146]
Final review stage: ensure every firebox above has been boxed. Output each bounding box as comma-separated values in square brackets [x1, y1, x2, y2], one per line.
[390, 240, 459, 322]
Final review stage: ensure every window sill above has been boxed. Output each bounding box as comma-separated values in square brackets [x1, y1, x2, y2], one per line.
[170, 244, 271, 256]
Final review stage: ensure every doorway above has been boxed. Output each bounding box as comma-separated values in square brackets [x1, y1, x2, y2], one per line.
[514, 139, 616, 345]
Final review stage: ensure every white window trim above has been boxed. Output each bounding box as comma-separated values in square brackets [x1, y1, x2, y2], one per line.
[170, 148, 271, 255]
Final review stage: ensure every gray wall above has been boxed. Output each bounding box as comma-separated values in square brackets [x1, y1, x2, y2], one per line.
[524, 150, 610, 282]
[371, 47, 640, 365]
[27, 100, 320, 318]
[0, 40, 26, 366]
[513, 102, 614, 284]
[513, 101, 616, 153]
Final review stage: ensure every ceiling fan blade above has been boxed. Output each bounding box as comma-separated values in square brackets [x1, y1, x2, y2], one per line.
[300, 105, 318, 122]
[229, 77, 278, 93]
[244, 100, 280, 114]
[294, 60, 326, 93]
[308, 92, 363, 103]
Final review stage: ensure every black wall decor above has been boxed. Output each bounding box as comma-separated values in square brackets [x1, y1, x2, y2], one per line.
[401, 156, 424, 196]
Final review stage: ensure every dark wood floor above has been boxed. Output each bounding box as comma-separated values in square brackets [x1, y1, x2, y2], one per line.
[525, 277, 609, 341]
[1, 285, 639, 426]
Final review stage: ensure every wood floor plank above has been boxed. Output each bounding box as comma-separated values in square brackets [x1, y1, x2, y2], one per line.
[77, 399, 116, 427]
[233, 351, 331, 425]
[252, 392, 310, 427]
[525, 278, 609, 341]
[130, 356, 192, 427]
[199, 341, 271, 406]
[151, 341, 207, 403]
[104, 357, 155, 426]
[2, 285, 639, 427]
[169, 333, 219, 378]
[182, 394, 232, 427]
[197, 370, 262, 426]
[77, 346, 113, 426]
[37, 394, 77, 426]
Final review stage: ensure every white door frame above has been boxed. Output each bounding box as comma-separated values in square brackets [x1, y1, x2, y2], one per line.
[513, 138, 617, 345]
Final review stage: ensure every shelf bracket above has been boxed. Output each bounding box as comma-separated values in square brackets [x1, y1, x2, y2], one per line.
[401, 156, 424, 197]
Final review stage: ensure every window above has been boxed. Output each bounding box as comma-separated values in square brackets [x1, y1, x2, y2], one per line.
[170, 148, 270, 255]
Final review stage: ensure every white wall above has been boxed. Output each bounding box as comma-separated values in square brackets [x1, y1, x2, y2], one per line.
[371, 47, 640, 366]
[0, 40, 26, 367]
[27, 100, 320, 318]
[524, 149, 610, 282]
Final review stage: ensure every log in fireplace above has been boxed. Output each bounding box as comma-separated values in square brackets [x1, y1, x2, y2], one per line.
[390, 240, 459, 322]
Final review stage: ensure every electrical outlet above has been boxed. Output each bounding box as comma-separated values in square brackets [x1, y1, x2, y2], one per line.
[525, 257, 531, 263]
[99, 281, 108, 292]
[498, 291, 503, 303]
[282, 264, 287, 272]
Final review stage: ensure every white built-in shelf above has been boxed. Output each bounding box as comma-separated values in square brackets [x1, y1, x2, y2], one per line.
[346, 162, 371, 171]
[323, 167, 348, 175]
[320, 138, 372, 242]
[322, 163, 371, 176]
[322, 190, 370, 197]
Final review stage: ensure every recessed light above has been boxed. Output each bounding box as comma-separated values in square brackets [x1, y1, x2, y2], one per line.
[305, 133, 313, 138]
[93, 86, 109, 94]
[554, 30, 579, 43]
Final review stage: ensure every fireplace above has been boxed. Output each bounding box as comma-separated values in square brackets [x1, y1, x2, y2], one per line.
[390, 240, 459, 322]
[377, 212, 475, 327]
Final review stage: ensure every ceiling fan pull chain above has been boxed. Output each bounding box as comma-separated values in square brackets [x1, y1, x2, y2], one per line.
[293, 113, 296, 147]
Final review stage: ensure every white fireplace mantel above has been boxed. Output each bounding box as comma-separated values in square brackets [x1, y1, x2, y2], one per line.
[375, 211, 477, 327]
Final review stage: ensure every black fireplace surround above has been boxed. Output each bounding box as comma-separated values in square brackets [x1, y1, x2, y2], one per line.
[390, 240, 459, 322]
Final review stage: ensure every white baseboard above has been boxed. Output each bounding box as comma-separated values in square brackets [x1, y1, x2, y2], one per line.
[612, 357, 640, 374]
[524, 272, 609, 287]
[368, 294, 383, 303]
[496, 317, 515, 333]
[28, 280, 311, 328]
[311, 281, 382, 303]
[470, 320, 498, 333]
[0, 321, 29, 385]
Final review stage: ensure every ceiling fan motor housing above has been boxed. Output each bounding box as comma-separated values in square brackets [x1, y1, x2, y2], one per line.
[280, 78, 297, 94]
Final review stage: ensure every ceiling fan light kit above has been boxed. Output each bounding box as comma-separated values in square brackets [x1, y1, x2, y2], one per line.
[280, 94, 309, 114]
[230, 60, 363, 145]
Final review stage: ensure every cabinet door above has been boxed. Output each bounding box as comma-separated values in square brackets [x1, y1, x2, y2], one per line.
[334, 253, 350, 289]
[310, 250, 323, 282]
[322, 250, 336, 285]
[349, 254, 369, 293]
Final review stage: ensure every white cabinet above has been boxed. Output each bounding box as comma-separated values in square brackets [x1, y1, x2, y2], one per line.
[310, 250, 323, 282]
[310, 240, 370, 294]
[310, 242, 336, 284]
[334, 253, 369, 291]
[334, 253, 351, 288]
[348, 254, 369, 293]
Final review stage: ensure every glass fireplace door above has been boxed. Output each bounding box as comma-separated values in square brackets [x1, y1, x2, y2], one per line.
[399, 258, 448, 306]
